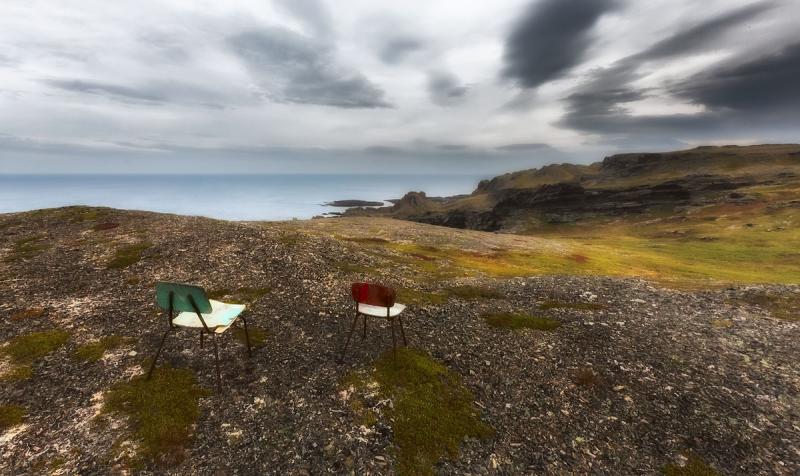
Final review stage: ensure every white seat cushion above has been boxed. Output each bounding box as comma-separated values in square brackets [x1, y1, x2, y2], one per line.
[172, 299, 245, 333]
[358, 302, 406, 317]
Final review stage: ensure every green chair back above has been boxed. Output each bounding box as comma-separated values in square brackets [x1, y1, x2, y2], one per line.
[155, 282, 212, 314]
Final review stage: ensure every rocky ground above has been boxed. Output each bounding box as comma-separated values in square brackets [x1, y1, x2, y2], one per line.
[1, 207, 798, 475]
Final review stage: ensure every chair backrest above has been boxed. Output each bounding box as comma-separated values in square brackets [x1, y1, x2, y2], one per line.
[155, 282, 212, 314]
[351, 282, 396, 307]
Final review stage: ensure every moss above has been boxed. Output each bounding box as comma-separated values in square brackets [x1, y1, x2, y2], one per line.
[93, 222, 120, 231]
[539, 300, 606, 311]
[207, 286, 271, 304]
[734, 292, 800, 321]
[663, 452, 720, 476]
[0, 404, 26, 430]
[10, 307, 46, 320]
[0, 365, 33, 382]
[572, 367, 600, 387]
[74, 335, 129, 362]
[397, 288, 448, 306]
[2, 330, 70, 364]
[447, 285, 503, 300]
[103, 366, 209, 464]
[107, 242, 152, 269]
[232, 327, 267, 349]
[481, 312, 561, 330]
[373, 348, 493, 475]
[343, 236, 391, 244]
[3, 235, 51, 262]
[126, 276, 142, 285]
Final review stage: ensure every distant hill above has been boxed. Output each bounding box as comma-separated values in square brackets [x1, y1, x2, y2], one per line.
[344, 144, 800, 232]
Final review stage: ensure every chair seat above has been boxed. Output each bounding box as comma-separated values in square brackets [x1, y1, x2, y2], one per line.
[358, 302, 406, 317]
[172, 299, 245, 333]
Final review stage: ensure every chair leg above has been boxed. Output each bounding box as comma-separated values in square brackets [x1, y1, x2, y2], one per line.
[362, 314, 367, 339]
[147, 327, 172, 381]
[390, 317, 397, 361]
[212, 333, 222, 392]
[200, 329, 204, 349]
[398, 314, 408, 346]
[242, 315, 252, 357]
[339, 313, 359, 363]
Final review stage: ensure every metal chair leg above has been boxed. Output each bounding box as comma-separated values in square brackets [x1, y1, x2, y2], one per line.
[200, 329, 204, 349]
[212, 333, 222, 392]
[362, 314, 367, 339]
[147, 327, 172, 380]
[242, 314, 252, 357]
[390, 317, 397, 361]
[398, 314, 408, 346]
[339, 313, 359, 363]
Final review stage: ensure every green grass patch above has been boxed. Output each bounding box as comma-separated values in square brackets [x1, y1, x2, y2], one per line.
[0, 365, 33, 382]
[446, 285, 503, 300]
[74, 335, 130, 362]
[481, 312, 560, 330]
[343, 236, 391, 245]
[663, 452, 720, 476]
[373, 348, 493, 475]
[397, 288, 448, 306]
[107, 242, 151, 269]
[0, 404, 26, 430]
[3, 235, 51, 262]
[103, 366, 209, 464]
[206, 286, 271, 304]
[539, 300, 606, 311]
[2, 330, 70, 364]
[232, 326, 267, 349]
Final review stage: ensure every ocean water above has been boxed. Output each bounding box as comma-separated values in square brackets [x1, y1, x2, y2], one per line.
[0, 174, 488, 221]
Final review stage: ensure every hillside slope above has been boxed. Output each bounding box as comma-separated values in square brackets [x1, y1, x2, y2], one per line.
[1, 207, 799, 474]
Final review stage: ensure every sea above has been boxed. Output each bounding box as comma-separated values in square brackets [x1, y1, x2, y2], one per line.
[0, 174, 489, 221]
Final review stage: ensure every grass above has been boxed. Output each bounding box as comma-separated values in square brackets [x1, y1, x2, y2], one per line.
[663, 452, 720, 476]
[3, 235, 51, 262]
[539, 300, 606, 311]
[206, 286, 271, 304]
[481, 312, 561, 330]
[74, 335, 130, 362]
[446, 285, 503, 300]
[2, 330, 70, 364]
[232, 326, 267, 349]
[107, 242, 151, 269]
[0, 404, 26, 430]
[0, 365, 33, 382]
[372, 348, 493, 475]
[733, 291, 800, 321]
[103, 366, 209, 464]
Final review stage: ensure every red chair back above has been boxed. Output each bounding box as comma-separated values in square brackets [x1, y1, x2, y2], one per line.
[351, 282, 396, 307]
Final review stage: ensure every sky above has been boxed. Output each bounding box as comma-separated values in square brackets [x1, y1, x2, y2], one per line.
[0, 0, 798, 174]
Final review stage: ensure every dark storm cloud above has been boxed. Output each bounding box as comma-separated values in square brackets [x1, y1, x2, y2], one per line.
[628, 2, 776, 63]
[378, 36, 424, 64]
[427, 71, 468, 106]
[560, 3, 784, 140]
[228, 28, 391, 108]
[501, 0, 620, 88]
[673, 41, 800, 114]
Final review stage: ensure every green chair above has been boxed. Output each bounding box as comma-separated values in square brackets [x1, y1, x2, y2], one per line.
[147, 282, 251, 390]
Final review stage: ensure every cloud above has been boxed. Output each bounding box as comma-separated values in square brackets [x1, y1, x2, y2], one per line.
[41, 78, 228, 108]
[228, 28, 391, 108]
[560, 3, 784, 140]
[427, 71, 468, 106]
[273, 0, 334, 38]
[378, 36, 424, 64]
[501, 0, 620, 88]
[495, 143, 554, 152]
[673, 41, 800, 115]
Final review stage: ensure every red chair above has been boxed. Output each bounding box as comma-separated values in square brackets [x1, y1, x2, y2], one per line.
[340, 282, 408, 361]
